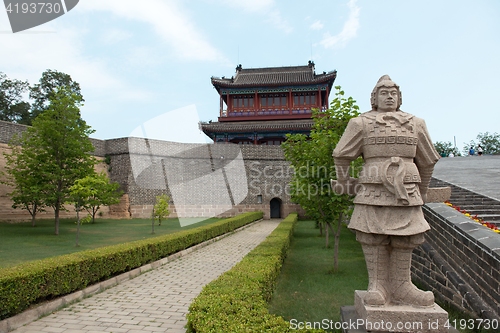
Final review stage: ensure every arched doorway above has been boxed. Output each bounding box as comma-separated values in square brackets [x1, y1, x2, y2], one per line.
[270, 198, 282, 218]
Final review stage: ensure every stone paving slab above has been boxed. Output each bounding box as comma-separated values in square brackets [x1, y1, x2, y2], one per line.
[433, 155, 500, 201]
[9, 219, 281, 333]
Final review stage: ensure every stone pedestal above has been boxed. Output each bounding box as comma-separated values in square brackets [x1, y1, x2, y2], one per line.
[339, 290, 456, 333]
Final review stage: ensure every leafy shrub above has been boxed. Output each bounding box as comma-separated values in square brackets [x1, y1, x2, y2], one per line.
[0, 211, 263, 320]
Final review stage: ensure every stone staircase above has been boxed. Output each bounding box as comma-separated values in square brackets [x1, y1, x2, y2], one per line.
[430, 178, 500, 225]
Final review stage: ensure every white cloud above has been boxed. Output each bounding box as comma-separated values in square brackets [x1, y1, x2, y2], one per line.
[220, 0, 274, 13]
[320, 0, 360, 49]
[124, 46, 163, 69]
[218, 0, 292, 33]
[0, 23, 152, 104]
[310, 20, 324, 31]
[266, 9, 293, 34]
[100, 28, 133, 44]
[79, 0, 227, 63]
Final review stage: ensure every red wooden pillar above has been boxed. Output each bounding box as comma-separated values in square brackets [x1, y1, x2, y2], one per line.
[254, 91, 258, 111]
[318, 87, 322, 109]
[220, 95, 223, 117]
[325, 85, 330, 109]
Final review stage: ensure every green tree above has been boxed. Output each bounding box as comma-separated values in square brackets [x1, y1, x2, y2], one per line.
[434, 141, 460, 157]
[282, 86, 361, 272]
[69, 172, 123, 223]
[462, 140, 477, 156]
[153, 194, 170, 226]
[8, 87, 96, 234]
[0, 72, 31, 124]
[2, 140, 46, 226]
[68, 181, 86, 247]
[29, 69, 83, 123]
[476, 132, 500, 155]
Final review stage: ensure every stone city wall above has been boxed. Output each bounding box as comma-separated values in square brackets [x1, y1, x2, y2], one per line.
[0, 143, 110, 221]
[0, 120, 106, 157]
[0, 120, 109, 221]
[0, 121, 303, 221]
[0, 121, 28, 144]
[413, 203, 500, 320]
[104, 137, 302, 219]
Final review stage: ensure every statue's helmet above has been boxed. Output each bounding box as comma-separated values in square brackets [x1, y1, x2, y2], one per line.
[370, 75, 402, 110]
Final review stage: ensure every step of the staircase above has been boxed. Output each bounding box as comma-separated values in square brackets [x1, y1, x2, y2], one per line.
[431, 177, 500, 227]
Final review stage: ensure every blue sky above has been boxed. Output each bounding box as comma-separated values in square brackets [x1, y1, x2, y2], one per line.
[1, 0, 499, 150]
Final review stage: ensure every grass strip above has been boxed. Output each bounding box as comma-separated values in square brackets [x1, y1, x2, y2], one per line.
[268, 220, 367, 332]
[0, 217, 222, 268]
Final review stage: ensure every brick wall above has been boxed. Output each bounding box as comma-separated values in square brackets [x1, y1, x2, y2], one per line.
[0, 121, 107, 221]
[105, 137, 301, 219]
[0, 141, 111, 221]
[0, 120, 105, 156]
[413, 203, 500, 320]
[0, 121, 28, 144]
[0, 121, 301, 221]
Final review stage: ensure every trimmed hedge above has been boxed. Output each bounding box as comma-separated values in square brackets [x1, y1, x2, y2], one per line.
[187, 213, 324, 333]
[0, 211, 263, 320]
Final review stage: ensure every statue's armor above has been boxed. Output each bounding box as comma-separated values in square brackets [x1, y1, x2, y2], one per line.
[355, 111, 423, 207]
[332, 109, 439, 235]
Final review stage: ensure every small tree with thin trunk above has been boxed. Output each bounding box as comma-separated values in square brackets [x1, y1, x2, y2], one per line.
[282, 86, 361, 272]
[153, 194, 170, 226]
[70, 172, 122, 223]
[68, 184, 85, 247]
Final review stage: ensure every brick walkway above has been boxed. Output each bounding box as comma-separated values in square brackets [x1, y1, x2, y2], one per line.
[10, 220, 281, 333]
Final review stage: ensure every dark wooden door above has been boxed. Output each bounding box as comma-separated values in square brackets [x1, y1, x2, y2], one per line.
[270, 198, 281, 218]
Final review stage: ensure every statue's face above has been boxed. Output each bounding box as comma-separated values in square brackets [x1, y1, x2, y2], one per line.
[377, 87, 398, 112]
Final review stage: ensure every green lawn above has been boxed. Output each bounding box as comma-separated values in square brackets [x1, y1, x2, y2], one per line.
[268, 220, 368, 331]
[0, 217, 221, 269]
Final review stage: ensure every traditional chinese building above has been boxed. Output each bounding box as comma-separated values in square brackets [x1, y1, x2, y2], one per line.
[201, 61, 337, 145]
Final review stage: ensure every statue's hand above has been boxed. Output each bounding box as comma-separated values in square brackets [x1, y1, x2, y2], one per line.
[331, 178, 359, 196]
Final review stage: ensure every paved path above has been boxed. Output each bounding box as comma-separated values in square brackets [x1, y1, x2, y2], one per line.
[433, 155, 500, 201]
[11, 220, 281, 333]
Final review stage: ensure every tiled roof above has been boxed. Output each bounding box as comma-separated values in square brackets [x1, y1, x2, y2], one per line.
[211, 63, 336, 88]
[201, 119, 314, 134]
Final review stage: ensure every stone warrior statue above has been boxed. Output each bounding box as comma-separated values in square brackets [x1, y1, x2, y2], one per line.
[332, 75, 440, 307]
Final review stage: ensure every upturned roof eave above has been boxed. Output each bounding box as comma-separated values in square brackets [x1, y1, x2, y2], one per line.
[200, 119, 314, 134]
[211, 71, 337, 90]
